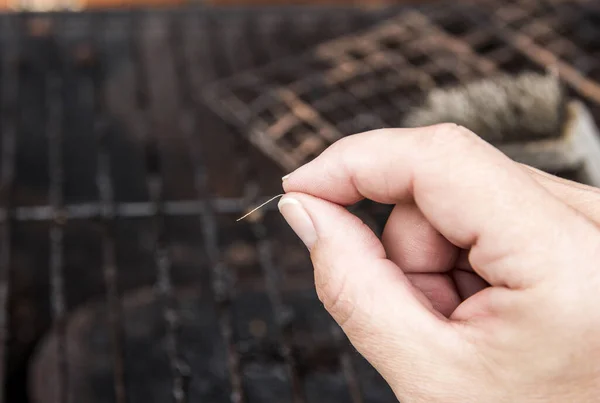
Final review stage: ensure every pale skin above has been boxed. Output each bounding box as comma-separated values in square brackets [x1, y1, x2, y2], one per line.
[277, 124, 600, 403]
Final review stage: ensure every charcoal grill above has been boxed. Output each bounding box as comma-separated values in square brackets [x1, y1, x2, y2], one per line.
[1, 3, 600, 403]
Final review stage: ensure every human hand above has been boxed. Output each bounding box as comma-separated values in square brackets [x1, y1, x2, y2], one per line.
[278, 124, 600, 402]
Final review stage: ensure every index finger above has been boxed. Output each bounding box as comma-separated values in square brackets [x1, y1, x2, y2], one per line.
[282, 124, 599, 288]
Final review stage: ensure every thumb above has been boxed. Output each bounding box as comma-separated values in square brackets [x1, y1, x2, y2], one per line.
[278, 192, 463, 390]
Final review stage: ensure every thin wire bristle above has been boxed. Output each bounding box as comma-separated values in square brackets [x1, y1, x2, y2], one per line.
[236, 194, 284, 222]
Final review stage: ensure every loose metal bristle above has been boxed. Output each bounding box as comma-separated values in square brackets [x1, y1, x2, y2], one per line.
[236, 194, 284, 222]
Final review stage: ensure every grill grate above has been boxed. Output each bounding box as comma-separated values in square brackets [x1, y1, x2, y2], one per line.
[439, 0, 600, 105]
[0, 8, 397, 403]
[204, 8, 505, 170]
[203, 0, 600, 172]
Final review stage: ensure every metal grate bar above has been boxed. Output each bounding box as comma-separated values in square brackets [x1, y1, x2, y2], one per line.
[188, 124, 245, 402]
[93, 21, 128, 402]
[152, 200, 190, 403]
[171, 18, 245, 403]
[182, 111, 245, 403]
[251, 221, 307, 403]
[96, 136, 129, 403]
[133, 15, 189, 403]
[452, 0, 600, 104]
[0, 198, 276, 222]
[0, 17, 19, 403]
[47, 68, 68, 403]
[488, 19, 600, 104]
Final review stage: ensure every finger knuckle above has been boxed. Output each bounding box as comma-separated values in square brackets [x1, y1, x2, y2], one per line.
[423, 123, 479, 151]
[328, 128, 390, 152]
[327, 133, 356, 155]
[326, 136, 347, 154]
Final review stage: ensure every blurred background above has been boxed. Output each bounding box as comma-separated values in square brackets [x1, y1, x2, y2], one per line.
[0, 0, 599, 403]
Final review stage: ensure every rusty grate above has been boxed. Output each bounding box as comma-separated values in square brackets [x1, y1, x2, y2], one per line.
[203, 0, 600, 172]
[431, 0, 600, 107]
[203, 9, 509, 171]
[0, 9, 398, 403]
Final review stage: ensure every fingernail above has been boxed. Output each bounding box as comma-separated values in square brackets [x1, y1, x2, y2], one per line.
[282, 174, 291, 181]
[278, 197, 316, 249]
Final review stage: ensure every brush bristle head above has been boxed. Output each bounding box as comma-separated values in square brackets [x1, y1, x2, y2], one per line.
[403, 71, 566, 143]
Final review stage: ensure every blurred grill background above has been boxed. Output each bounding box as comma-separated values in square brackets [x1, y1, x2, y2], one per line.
[0, 1, 599, 403]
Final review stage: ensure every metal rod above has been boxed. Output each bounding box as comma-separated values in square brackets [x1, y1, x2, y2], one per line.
[171, 18, 245, 403]
[0, 198, 276, 222]
[251, 221, 307, 403]
[92, 19, 128, 400]
[133, 15, 188, 403]
[47, 69, 68, 403]
[183, 114, 245, 403]
[153, 217, 189, 403]
[0, 17, 19, 403]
